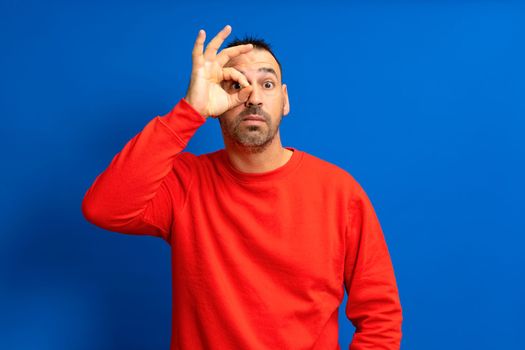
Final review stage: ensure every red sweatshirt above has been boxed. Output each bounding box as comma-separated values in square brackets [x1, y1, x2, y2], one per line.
[82, 98, 403, 350]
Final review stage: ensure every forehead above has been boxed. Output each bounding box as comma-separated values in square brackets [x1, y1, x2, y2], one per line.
[224, 49, 281, 80]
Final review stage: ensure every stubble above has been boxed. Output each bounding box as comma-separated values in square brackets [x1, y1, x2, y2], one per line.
[219, 106, 283, 154]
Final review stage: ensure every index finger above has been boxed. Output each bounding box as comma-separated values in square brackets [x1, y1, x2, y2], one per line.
[203, 24, 232, 61]
[216, 44, 254, 67]
[191, 29, 206, 64]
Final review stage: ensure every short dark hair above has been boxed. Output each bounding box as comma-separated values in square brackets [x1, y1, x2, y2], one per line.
[225, 36, 283, 81]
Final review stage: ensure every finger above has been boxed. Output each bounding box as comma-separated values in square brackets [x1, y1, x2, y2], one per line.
[222, 67, 250, 88]
[230, 85, 253, 107]
[203, 24, 232, 61]
[216, 44, 254, 67]
[192, 29, 206, 65]
[237, 85, 253, 102]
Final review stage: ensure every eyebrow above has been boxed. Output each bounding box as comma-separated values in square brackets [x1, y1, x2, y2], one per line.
[239, 67, 279, 80]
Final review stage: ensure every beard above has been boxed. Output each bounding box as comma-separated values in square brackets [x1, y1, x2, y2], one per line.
[219, 105, 283, 154]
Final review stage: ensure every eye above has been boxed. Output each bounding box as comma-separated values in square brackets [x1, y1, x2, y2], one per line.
[263, 81, 275, 89]
[230, 82, 242, 90]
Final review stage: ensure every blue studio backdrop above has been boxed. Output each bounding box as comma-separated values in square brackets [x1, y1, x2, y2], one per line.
[1, 1, 524, 349]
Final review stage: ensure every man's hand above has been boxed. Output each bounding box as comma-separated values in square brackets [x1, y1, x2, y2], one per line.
[184, 25, 254, 119]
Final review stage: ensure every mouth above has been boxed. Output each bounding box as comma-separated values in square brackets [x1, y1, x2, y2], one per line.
[242, 114, 266, 122]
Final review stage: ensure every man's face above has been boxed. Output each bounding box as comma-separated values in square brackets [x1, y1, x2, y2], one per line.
[219, 49, 290, 151]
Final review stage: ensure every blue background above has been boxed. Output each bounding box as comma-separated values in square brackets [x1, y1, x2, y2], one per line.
[1, 1, 524, 349]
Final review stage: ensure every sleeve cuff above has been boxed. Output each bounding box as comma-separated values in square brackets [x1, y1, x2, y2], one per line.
[179, 98, 207, 122]
[158, 98, 207, 145]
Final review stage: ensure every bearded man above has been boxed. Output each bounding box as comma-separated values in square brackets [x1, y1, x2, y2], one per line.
[82, 24, 403, 350]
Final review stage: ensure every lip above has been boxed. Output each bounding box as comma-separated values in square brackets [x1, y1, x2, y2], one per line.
[242, 114, 266, 122]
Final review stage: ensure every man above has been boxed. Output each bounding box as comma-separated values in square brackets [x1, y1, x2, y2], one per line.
[82, 25, 403, 350]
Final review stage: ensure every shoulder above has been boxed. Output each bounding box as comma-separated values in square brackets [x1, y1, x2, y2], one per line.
[299, 149, 373, 203]
[300, 150, 360, 186]
[303, 151, 381, 213]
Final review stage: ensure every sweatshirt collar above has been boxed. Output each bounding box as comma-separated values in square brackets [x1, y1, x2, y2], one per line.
[217, 147, 303, 184]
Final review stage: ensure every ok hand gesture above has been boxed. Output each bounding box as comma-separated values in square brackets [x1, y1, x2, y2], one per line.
[184, 25, 254, 119]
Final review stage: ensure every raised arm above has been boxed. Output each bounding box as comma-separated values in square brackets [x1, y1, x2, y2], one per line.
[81, 25, 254, 241]
[344, 184, 403, 349]
[81, 99, 205, 240]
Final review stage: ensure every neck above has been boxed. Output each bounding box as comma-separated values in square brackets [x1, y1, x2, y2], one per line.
[223, 132, 293, 173]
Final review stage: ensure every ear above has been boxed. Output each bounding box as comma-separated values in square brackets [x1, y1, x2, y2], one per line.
[282, 83, 290, 116]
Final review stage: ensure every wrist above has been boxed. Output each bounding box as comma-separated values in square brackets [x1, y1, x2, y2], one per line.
[183, 96, 208, 119]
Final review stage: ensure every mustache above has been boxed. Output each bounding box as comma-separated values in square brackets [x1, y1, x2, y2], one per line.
[238, 106, 271, 121]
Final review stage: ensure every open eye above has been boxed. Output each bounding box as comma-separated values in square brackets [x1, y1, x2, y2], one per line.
[263, 81, 275, 89]
[231, 82, 242, 90]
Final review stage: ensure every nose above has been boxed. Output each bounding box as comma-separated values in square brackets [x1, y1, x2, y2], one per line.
[245, 84, 263, 108]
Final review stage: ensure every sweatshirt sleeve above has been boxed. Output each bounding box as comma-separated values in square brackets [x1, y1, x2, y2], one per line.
[81, 98, 206, 242]
[343, 183, 403, 350]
